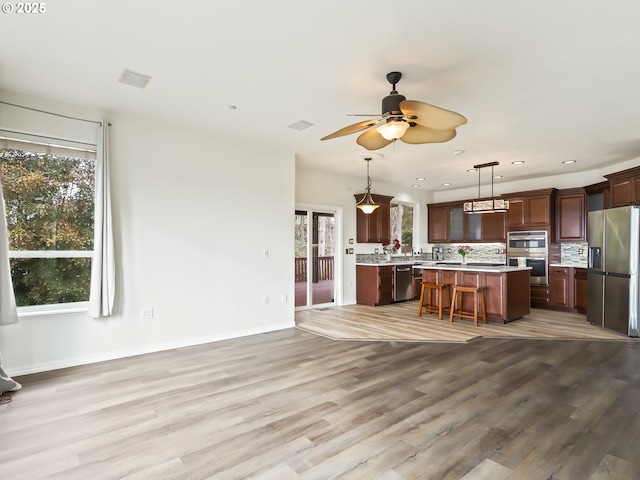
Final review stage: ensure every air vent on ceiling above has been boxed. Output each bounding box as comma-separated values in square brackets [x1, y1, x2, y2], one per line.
[288, 120, 314, 131]
[118, 69, 152, 89]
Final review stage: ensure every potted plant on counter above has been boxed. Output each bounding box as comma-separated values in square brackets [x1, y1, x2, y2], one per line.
[382, 239, 401, 261]
[457, 245, 473, 265]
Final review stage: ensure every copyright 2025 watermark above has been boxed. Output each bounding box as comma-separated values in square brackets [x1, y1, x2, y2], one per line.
[2, 3, 47, 13]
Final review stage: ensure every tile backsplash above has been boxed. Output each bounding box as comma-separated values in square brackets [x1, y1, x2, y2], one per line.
[560, 242, 588, 265]
[435, 243, 507, 264]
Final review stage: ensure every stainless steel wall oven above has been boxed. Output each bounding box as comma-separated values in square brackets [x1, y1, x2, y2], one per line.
[507, 230, 548, 285]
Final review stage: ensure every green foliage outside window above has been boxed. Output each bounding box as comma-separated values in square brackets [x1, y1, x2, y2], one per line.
[0, 147, 95, 307]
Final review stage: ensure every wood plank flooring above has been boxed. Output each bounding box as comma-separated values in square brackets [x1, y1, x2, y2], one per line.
[295, 302, 631, 342]
[1, 306, 639, 479]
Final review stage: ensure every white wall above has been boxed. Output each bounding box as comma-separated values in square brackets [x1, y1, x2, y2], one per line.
[0, 91, 295, 375]
[295, 167, 432, 305]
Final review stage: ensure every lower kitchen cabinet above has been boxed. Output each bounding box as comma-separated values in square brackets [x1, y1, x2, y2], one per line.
[356, 265, 393, 306]
[531, 285, 551, 309]
[549, 266, 573, 308]
[574, 268, 587, 314]
[548, 266, 587, 313]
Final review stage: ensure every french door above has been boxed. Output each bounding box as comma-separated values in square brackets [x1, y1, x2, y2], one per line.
[294, 206, 340, 308]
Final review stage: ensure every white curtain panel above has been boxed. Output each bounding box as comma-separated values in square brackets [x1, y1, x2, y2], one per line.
[0, 177, 17, 326]
[88, 120, 115, 318]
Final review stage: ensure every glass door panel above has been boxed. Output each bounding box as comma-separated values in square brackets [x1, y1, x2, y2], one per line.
[295, 209, 335, 308]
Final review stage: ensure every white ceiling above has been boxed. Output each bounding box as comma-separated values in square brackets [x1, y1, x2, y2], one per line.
[1, 1, 640, 192]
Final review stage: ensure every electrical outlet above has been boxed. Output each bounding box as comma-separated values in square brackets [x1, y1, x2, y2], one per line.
[263, 296, 269, 305]
[281, 293, 287, 303]
[141, 308, 154, 319]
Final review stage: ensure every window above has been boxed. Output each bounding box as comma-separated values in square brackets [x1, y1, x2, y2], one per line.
[0, 136, 96, 310]
[390, 203, 413, 253]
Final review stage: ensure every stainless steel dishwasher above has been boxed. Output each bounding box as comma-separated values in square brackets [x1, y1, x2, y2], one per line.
[394, 264, 414, 302]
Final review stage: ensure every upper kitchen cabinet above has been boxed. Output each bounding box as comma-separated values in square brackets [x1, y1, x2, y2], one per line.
[427, 205, 451, 243]
[427, 202, 506, 243]
[555, 188, 586, 242]
[481, 211, 507, 242]
[355, 193, 393, 243]
[505, 188, 557, 230]
[606, 166, 640, 207]
[584, 181, 609, 211]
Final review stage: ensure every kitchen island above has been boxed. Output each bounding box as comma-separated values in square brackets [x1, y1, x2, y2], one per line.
[355, 261, 531, 324]
[414, 264, 531, 323]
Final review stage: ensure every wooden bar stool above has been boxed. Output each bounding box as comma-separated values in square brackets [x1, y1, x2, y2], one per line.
[418, 282, 451, 320]
[449, 285, 487, 326]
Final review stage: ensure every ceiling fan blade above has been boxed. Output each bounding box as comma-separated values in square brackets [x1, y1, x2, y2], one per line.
[400, 125, 457, 144]
[321, 119, 380, 141]
[400, 100, 467, 130]
[356, 128, 393, 151]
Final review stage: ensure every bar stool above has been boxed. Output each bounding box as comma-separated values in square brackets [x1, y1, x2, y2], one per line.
[418, 282, 451, 320]
[449, 285, 487, 326]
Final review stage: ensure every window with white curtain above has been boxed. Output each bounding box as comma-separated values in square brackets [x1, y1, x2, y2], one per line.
[0, 135, 96, 312]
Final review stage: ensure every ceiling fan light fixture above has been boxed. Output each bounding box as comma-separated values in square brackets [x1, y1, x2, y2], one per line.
[377, 120, 409, 140]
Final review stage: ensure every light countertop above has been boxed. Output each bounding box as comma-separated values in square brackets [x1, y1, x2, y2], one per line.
[549, 263, 588, 268]
[356, 261, 530, 273]
[413, 264, 531, 273]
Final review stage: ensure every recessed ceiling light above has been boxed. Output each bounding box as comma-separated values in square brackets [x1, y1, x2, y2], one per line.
[411, 184, 421, 188]
[494, 175, 502, 179]
[442, 182, 452, 186]
[467, 168, 478, 173]
[288, 120, 314, 131]
[118, 69, 152, 89]
[228, 105, 237, 110]
[562, 160, 577, 164]
[512, 161, 525, 165]
[454, 150, 465, 156]
[416, 177, 426, 181]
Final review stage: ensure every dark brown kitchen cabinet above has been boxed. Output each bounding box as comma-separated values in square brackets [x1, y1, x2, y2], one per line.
[355, 193, 393, 243]
[427, 205, 450, 243]
[506, 189, 556, 229]
[574, 268, 587, 314]
[555, 188, 586, 242]
[356, 265, 393, 306]
[606, 166, 640, 207]
[549, 266, 573, 309]
[428, 203, 506, 243]
[531, 285, 551, 308]
[482, 212, 507, 242]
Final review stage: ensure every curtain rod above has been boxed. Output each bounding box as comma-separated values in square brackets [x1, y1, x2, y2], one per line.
[0, 128, 97, 148]
[0, 100, 111, 126]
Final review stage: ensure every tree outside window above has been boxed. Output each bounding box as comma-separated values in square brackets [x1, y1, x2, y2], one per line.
[0, 137, 95, 307]
[390, 203, 413, 253]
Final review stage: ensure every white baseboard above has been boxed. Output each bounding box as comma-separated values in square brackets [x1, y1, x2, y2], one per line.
[7, 321, 295, 377]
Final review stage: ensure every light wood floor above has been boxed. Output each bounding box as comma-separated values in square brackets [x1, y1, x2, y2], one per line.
[1, 306, 639, 479]
[295, 302, 632, 343]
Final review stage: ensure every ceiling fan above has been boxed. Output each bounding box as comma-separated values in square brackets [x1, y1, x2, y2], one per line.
[321, 72, 467, 151]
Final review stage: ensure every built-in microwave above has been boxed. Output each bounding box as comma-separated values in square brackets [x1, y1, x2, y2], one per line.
[507, 231, 548, 254]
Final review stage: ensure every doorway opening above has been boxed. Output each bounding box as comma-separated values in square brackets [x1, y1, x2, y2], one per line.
[295, 207, 340, 308]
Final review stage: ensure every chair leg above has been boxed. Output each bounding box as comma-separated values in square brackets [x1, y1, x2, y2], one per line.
[473, 290, 478, 327]
[418, 283, 425, 316]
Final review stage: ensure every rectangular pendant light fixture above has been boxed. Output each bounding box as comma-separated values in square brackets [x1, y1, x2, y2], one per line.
[463, 161, 509, 214]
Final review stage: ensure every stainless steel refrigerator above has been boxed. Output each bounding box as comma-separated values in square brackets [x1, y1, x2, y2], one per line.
[587, 206, 639, 336]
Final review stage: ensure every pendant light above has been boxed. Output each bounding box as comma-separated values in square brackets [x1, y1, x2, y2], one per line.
[463, 161, 509, 214]
[356, 157, 379, 214]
